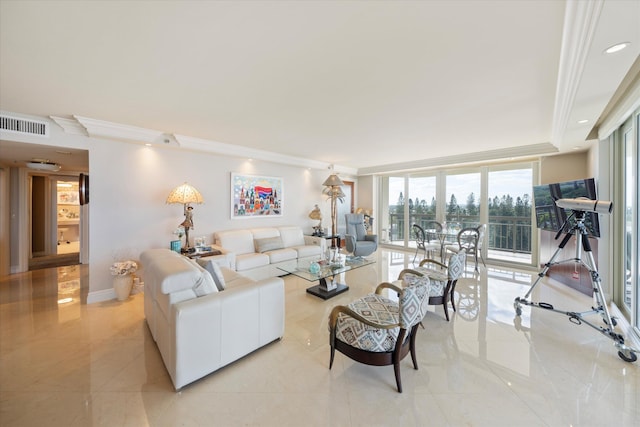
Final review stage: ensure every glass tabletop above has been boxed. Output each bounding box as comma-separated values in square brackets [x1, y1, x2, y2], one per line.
[278, 255, 375, 282]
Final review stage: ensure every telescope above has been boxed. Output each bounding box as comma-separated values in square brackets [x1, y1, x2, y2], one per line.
[555, 198, 613, 214]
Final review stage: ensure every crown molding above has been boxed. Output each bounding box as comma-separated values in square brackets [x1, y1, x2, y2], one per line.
[73, 115, 166, 144]
[357, 143, 558, 175]
[551, 0, 604, 147]
[597, 72, 640, 140]
[50, 115, 356, 173]
[50, 116, 88, 136]
[175, 134, 357, 174]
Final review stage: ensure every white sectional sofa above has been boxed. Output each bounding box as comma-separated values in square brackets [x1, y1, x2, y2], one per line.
[140, 248, 285, 390]
[213, 226, 325, 281]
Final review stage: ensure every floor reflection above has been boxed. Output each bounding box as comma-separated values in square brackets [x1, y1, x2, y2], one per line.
[1, 250, 639, 426]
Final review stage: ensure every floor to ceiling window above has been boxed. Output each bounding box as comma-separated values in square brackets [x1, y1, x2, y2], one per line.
[445, 171, 481, 229]
[379, 163, 536, 267]
[408, 174, 437, 250]
[487, 167, 534, 264]
[621, 109, 639, 331]
[383, 176, 406, 248]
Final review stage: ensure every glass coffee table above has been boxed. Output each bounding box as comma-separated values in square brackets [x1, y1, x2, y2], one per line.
[278, 256, 375, 300]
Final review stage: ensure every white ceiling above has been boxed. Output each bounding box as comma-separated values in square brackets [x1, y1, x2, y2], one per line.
[1, 0, 638, 174]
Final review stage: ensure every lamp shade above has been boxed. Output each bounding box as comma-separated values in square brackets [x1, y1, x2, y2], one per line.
[166, 183, 204, 205]
[322, 174, 344, 187]
[309, 204, 322, 220]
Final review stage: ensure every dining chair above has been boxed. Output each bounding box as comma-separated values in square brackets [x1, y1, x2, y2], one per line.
[444, 226, 484, 271]
[411, 224, 440, 263]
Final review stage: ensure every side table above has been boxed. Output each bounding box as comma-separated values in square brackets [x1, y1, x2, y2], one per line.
[183, 249, 222, 259]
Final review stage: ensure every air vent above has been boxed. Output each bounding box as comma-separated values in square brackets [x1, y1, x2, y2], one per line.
[0, 114, 49, 137]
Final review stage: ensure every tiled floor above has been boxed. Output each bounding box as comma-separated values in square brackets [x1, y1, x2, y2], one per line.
[1, 250, 639, 426]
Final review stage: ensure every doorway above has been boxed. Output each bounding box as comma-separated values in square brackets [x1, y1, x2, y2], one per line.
[29, 174, 81, 270]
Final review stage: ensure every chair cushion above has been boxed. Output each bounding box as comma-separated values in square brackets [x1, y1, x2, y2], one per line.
[353, 240, 377, 257]
[235, 253, 270, 271]
[402, 272, 445, 298]
[266, 248, 297, 263]
[215, 229, 256, 255]
[334, 293, 400, 352]
[278, 226, 305, 247]
[346, 214, 367, 240]
[447, 252, 466, 280]
[412, 266, 448, 282]
[250, 227, 280, 240]
[292, 244, 322, 258]
[398, 279, 430, 327]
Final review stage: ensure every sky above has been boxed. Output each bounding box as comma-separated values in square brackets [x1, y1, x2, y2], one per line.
[388, 169, 533, 205]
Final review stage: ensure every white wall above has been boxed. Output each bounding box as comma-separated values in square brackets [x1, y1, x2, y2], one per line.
[92, 141, 357, 301]
[1, 113, 356, 302]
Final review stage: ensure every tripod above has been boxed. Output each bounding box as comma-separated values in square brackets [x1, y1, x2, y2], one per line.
[514, 210, 638, 363]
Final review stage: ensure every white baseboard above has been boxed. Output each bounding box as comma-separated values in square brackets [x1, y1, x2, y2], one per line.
[87, 288, 115, 304]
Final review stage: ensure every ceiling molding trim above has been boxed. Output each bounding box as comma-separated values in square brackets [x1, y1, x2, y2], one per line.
[597, 73, 640, 140]
[74, 115, 166, 144]
[357, 143, 559, 176]
[175, 134, 357, 174]
[551, 0, 604, 147]
[50, 116, 88, 136]
[49, 115, 357, 172]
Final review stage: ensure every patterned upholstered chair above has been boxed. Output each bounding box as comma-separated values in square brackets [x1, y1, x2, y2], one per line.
[328, 279, 430, 393]
[397, 250, 466, 321]
[344, 213, 378, 257]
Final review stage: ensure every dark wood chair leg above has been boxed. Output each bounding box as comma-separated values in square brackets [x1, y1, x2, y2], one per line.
[393, 359, 403, 393]
[410, 328, 419, 370]
[329, 331, 336, 369]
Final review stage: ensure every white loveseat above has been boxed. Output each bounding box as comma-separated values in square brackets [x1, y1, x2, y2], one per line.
[213, 226, 325, 281]
[140, 248, 285, 390]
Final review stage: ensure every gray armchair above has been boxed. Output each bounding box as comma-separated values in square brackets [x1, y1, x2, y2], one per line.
[344, 213, 378, 257]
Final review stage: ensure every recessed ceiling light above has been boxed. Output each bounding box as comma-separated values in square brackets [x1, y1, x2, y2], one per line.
[577, 119, 589, 124]
[573, 146, 581, 150]
[145, 143, 152, 147]
[604, 42, 630, 54]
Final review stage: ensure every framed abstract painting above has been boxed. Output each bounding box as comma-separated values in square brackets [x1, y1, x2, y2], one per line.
[231, 173, 283, 218]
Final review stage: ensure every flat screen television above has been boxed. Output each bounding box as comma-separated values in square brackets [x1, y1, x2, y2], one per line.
[532, 178, 600, 238]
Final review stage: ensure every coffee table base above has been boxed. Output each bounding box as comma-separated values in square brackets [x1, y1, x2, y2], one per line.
[306, 283, 349, 300]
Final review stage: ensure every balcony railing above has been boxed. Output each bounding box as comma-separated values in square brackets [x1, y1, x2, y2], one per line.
[387, 213, 532, 254]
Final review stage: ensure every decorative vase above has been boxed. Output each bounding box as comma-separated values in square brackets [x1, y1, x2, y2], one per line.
[309, 261, 320, 274]
[113, 275, 133, 301]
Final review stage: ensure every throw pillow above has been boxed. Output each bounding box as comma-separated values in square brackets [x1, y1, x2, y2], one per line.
[192, 274, 218, 296]
[198, 259, 226, 291]
[189, 260, 218, 296]
[254, 236, 284, 253]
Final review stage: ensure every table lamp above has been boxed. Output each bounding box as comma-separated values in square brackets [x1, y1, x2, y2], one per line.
[308, 204, 323, 236]
[166, 182, 204, 252]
